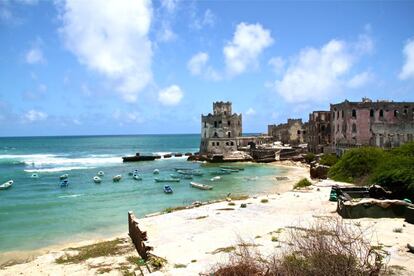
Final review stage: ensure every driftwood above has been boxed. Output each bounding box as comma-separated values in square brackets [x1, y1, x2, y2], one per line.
[128, 211, 153, 260]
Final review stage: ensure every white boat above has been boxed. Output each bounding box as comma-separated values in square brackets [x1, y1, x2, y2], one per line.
[97, 171, 104, 176]
[210, 176, 221, 181]
[113, 175, 122, 182]
[0, 180, 13, 190]
[153, 169, 160, 174]
[93, 176, 102, 183]
[190, 181, 213, 190]
[31, 173, 39, 178]
[59, 174, 69, 180]
[133, 174, 142, 180]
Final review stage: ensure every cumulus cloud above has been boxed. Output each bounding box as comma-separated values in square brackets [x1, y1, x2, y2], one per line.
[246, 107, 256, 116]
[268, 56, 285, 74]
[191, 8, 216, 30]
[25, 47, 45, 64]
[187, 52, 220, 81]
[59, 0, 153, 102]
[23, 110, 48, 122]
[224, 22, 273, 76]
[270, 38, 372, 103]
[399, 38, 414, 80]
[161, 0, 177, 13]
[347, 71, 374, 88]
[158, 85, 183, 106]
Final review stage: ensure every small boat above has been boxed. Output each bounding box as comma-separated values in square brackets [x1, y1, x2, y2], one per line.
[210, 176, 221, 181]
[169, 174, 181, 179]
[0, 180, 13, 190]
[163, 185, 173, 194]
[220, 168, 239, 173]
[93, 176, 102, 183]
[220, 166, 244, 171]
[60, 180, 69, 188]
[177, 170, 203, 176]
[174, 167, 193, 171]
[190, 182, 213, 190]
[128, 172, 133, 176]
[113, 175, 122, 182]
[133, 174, 142, 180]
[31, 173, 39, 178]
[59, 174, 69, 180]
[154, 178, 180, 183]
[97, 171, 104, 176]
[153, 169, 160, 174]
[210, 170, 231, 175]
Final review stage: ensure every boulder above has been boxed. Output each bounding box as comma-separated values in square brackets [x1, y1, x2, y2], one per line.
[310, 164, 329, 179]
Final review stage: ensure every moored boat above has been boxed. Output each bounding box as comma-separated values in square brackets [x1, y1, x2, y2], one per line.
[133, 174, 142, 180]
[210, 170, 231, 175]
[220, 168, 239, 173]
[154, 178, 180, 183]
[97, 171, 104, 176]
[0, 180, 13, 190]
[31, 173, 39, 178]
[93, 176, 102, 183]
[220, 166, 244, 171]
[190, 181, 213, 190]
[163, 185, 173, 194]
[153, 169, 160, 174]
[113, 175, 122, 182]
[210, 176, 221, 181]
[59, 174, 69, 180]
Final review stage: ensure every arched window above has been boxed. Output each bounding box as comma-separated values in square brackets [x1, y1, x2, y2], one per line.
[228, 132, 231, 138]
[379, 110, 384, 118]
[228, 121, 231, 126]
[231, 141, 234, 146]
[352, 109, 356, 118]
[370, 109, 374, 117]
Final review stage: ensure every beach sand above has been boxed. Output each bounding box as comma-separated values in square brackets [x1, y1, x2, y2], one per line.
[1, 163, 413, 275]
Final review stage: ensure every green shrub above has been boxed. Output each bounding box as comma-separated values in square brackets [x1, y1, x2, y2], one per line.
[294, 178, 312, 189]
[319, 154, 339, 166]
[304, 153, 316, 164]
[328, 147, 385, 184]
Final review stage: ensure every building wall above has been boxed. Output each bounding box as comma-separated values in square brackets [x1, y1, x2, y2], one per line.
[330, 99, 414, 150]
[308, 111, 331, 153]
[268, 119, 306, 145]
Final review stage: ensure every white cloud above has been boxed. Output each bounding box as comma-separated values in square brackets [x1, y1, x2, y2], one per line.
[191, 8, 216, 30]
[25, 47, 45, 64]
[158, 85, 183, 106]
[399, 38, 414, 80]
[23, 110, 48, 122]
[187, 52, 220, 81]
[224, 22, 273, 76]
[270, 38, 371, 103]
[268, 57, 285, 74]
[347, 71, 374, 88]
[246, 107, 256, 116]
[59, 0, 153, 102]
[161, 0, 177, 13]
[157, 22, 176, 42]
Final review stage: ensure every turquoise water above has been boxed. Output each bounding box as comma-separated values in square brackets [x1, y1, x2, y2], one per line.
[0, 135, 286, 253]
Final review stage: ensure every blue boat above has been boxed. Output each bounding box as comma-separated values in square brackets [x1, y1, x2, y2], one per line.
[60, 180, 69, 188]
[163, 185, 173, 194]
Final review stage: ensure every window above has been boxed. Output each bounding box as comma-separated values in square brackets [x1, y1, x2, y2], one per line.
[226, 142, 229, 146]
[231, 141, 234, 146]
[394, 110, 398, 117]
[204, 121, 207, 127]
[297, 130, 301, 135]
[228, 132, 231, 138]
[321, 125, 325, 131]
[341, 110, 344, 118]
[224, 111, 227, 115]
[214, 132, 218, 138]
[404, 109, 408, 115]
[214, 121, 217, 128]
[352, 109, 356, 118]
[217, 142, 220, 146]
[337, 111, 339, 118]
[370, 109, 374, 117]
[352, 123, 357, 133]
[212, 142, 215, 146]
[332, 112, 335, 119]
[219, 120, 222, 125]
[228, 121, 231, 126]
[379, 110, 384, 118]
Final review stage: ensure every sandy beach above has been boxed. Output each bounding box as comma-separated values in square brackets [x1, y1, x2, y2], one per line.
[1, 163, 413, 276]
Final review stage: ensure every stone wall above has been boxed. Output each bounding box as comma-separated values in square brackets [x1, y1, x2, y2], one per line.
[268, 118, 307, 145]
[308, 111, 331, 153]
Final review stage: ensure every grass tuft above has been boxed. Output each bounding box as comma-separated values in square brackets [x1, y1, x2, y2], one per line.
[294, 178, 312, 189]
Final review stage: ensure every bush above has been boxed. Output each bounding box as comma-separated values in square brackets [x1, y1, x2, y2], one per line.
[294, 178, 312, 189]
[319, 154, 339, 166]
[328, 147, 385, 184]
[304, 153, 316, 164]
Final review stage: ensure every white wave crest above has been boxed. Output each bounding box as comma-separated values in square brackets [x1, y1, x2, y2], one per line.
[24, 166, 91, 173]
[58, 194, 83, 199]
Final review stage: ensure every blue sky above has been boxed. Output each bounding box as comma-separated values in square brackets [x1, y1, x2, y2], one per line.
[0, 0, 413, 136]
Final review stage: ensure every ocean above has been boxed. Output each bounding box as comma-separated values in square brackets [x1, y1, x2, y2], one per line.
[0, 134, 286, 253]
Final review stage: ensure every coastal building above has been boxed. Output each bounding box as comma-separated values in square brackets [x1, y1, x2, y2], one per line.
[199, 101, 242, 155]
[331, 98, 414, 153]
[308, 111, 331, 154]
[267, 119, 307, 145]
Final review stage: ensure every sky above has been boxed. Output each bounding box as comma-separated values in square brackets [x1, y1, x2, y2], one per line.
[0, 0, 414, 137]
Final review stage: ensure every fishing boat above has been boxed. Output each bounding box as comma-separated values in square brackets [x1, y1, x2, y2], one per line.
[177, 170, 203, 176]
[210, 170, 231, 175]
[31, 173, 39, 178]
[163, 185, 173, 194]
[0, 180, 13, 190]
[169, 174, 181, 179]
[190, 181, 213, 190]
[60, 180, 69, 188]
[97, 171, 104, 176]
[59, 174, 69, 180]
[93, 176, 102, 183]
[154, 178, 180, 183]
[220, 166, 244, 171]
[220, 168, 239, 173]
[113, 175, 122, 182]
[133, 174, 142, 180]
[153, 169, 160, 174]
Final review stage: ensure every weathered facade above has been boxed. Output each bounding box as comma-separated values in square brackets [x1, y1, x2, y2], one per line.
[268, 119, 307, 145]
[308, 111, 331, 153]
[199, 102, 242, 155]
[331, 98, 414, 153]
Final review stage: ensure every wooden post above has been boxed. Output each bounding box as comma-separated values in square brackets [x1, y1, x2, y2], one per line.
[128, 211, 153, 261]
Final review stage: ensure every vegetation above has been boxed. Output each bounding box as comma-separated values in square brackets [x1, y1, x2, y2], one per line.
[319, 153, 339, 166]
[211, 246, 236, 255]
[328, 142, 414, 200]
[304, 153, 316, 164]
[209, 219, 387, 276]
[271, 236, 278, 242]
[228, 194, 249, 200]
[228, 202, 236, 206]
[294, 178, 312, 189]
[174, 263, 187, 268]
[260, 198, 269, 203]
[164, 205, 187, 213]
[55, 238, 131, 264]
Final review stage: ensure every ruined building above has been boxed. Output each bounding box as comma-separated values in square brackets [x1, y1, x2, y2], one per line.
[308, 111, 331, 154]
[268, 119, 307, 145]
[331, 98, 414, 153]
[199, 102, 242, 155]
